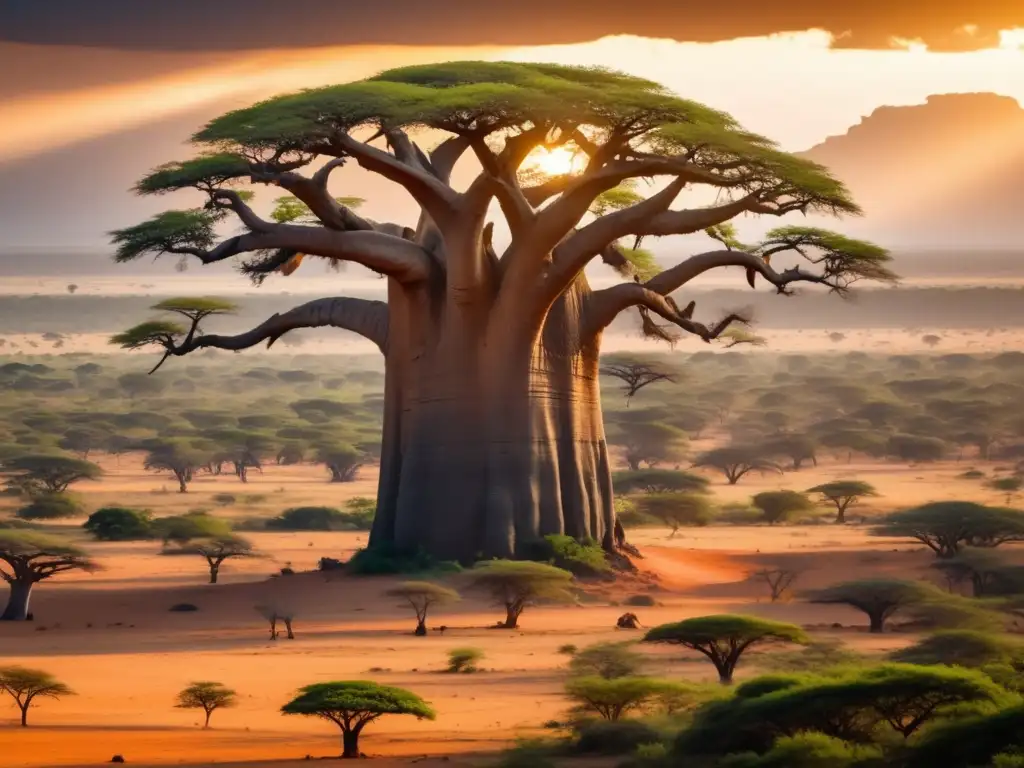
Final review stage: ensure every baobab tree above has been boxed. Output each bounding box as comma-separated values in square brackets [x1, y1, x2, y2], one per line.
[111, 62, 892, 562]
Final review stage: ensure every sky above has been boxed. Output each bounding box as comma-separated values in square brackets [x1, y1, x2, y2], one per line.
[1, 2, 1023, 254]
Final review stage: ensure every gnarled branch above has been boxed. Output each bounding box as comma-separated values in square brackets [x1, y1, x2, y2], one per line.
[330, 132, 460, 228]
[147, 297, 389, 372]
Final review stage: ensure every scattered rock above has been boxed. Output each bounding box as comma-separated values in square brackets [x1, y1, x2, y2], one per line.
[616, 612, 641, 629]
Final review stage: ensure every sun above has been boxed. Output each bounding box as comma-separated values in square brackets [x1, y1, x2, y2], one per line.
[526, 146, 586, 177]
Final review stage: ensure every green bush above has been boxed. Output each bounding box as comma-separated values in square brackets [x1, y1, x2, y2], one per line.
[519, 534, 610, 576]
[574, 719, 665, 755]
[266, 506, 347, 531]
[16, 493, 84, 520]
[83, 506, 154, 540]
[346, 544, 461, 575]
[625, 594, 657, 607]
[446, 647, 484, 673]
[495, 739, 558, 768]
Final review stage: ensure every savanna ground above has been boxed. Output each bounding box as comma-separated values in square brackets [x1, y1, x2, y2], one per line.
[2, 445, 1020, 767]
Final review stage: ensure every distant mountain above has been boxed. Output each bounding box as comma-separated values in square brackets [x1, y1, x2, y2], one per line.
[800, 93, 1024, 249]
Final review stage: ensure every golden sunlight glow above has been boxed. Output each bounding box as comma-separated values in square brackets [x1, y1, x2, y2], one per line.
[525, 146, 587, 177]
[1001, 28, 1024, 49]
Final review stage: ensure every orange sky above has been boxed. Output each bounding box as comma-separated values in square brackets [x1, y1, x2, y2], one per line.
[3, 29, 1024, 163]
[1, 29, 1023, 250]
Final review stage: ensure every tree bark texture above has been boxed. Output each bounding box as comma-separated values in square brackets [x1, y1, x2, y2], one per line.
[1, 580, 33, 621]
[366, 270, 615, 563]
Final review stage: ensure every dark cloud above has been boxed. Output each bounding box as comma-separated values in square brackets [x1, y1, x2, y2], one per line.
[1, 0, 1020, 52]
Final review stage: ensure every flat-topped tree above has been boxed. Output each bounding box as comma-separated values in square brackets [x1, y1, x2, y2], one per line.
[873, 502, 1024, 559]
[806, 480, 878, 524]
[384, 581, 460, 636]
[643, 615, 808, 684]
[464, 559, 574, 629]
[600, 354, 678, 405]
[634, 492, 714, 537]
[111, 61, 892, 562]
[806, 579, 941, 634]
[142, 440, 210, 493]
[281, 681, 435, 759]
[612, 468, 709, 495]
[0, 666, 74, 726]
[2, 454, 102, 496]
[0, 532, 97, 621]
[187, 535, 257, 584]
[693, 446, 783, 485]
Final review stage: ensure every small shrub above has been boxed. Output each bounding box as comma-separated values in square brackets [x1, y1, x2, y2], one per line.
[625, 594, 657, 607]
[446, 647, 484, 673]
[266, 506, 347, 531]
[241, 494, 268, 505]
[169, 603, 199, 612]
[83, 507, 153, 541]
[496, 739, 558, 768]
[347, 544, 461, 575]
[960, 470, 986, 480]
[574, 719, 664, 755]
[211, 493, 236, 507]
[558, 644, 579, 656]
[519, 534, 610, 576]
[16, 494, 84, 520]
[634, 742, 669, 762]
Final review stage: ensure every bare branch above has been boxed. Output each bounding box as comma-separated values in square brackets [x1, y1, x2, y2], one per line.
[583, 281, 752, 342]
[150, 297, 389, 369]
[198, 227, 432, 283]
[330, 132, 460, 228]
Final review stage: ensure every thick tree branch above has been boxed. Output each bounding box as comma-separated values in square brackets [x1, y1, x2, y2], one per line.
[329, 132, 460, 228]
[252, 163, 374, 232]
[643, 249, 833, 296]
[190, 227, 432, 283]
[547, 178, 688, 294]
[209, 190, 273, 233]
[581, 247, 848, 340]
[583, 282, 748, 342]
[153, 297, 389, 369]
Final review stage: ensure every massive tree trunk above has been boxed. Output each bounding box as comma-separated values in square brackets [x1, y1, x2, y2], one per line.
[124, 102, 880, 566]
[367, 270, 614, 563]
[1, 579, 33, 621]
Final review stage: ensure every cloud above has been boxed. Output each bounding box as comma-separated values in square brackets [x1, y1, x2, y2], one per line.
[2, 0, 1022, 52]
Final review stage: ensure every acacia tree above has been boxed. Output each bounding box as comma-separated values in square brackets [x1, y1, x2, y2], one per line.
[0, 666, 74, 726]
[643, 615, 808, 683]
[1, 455, 102, 496]
[873, 502, 1024, 559]
[611, 421, 689, 471]
[751, 490, 815, 525]
[806, 480, 878, 524]
[142, 440, 209, 493]
[463, 559, 574, 628]
[806, 579, 940, 633]
[315, 443, 366, 483]
[0, 532, 97, 621]
[612, 468, 708, 495]
[600, 355, 678, 405]
[188, 535, 257, 584]
[693, 446, 782, 485]
[281, 681, 434, 759]
[634, 492, 713, 537]
[175, 681, 237, 728]
[111, 61, 891, 562]
[384, 581, 460, 636]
